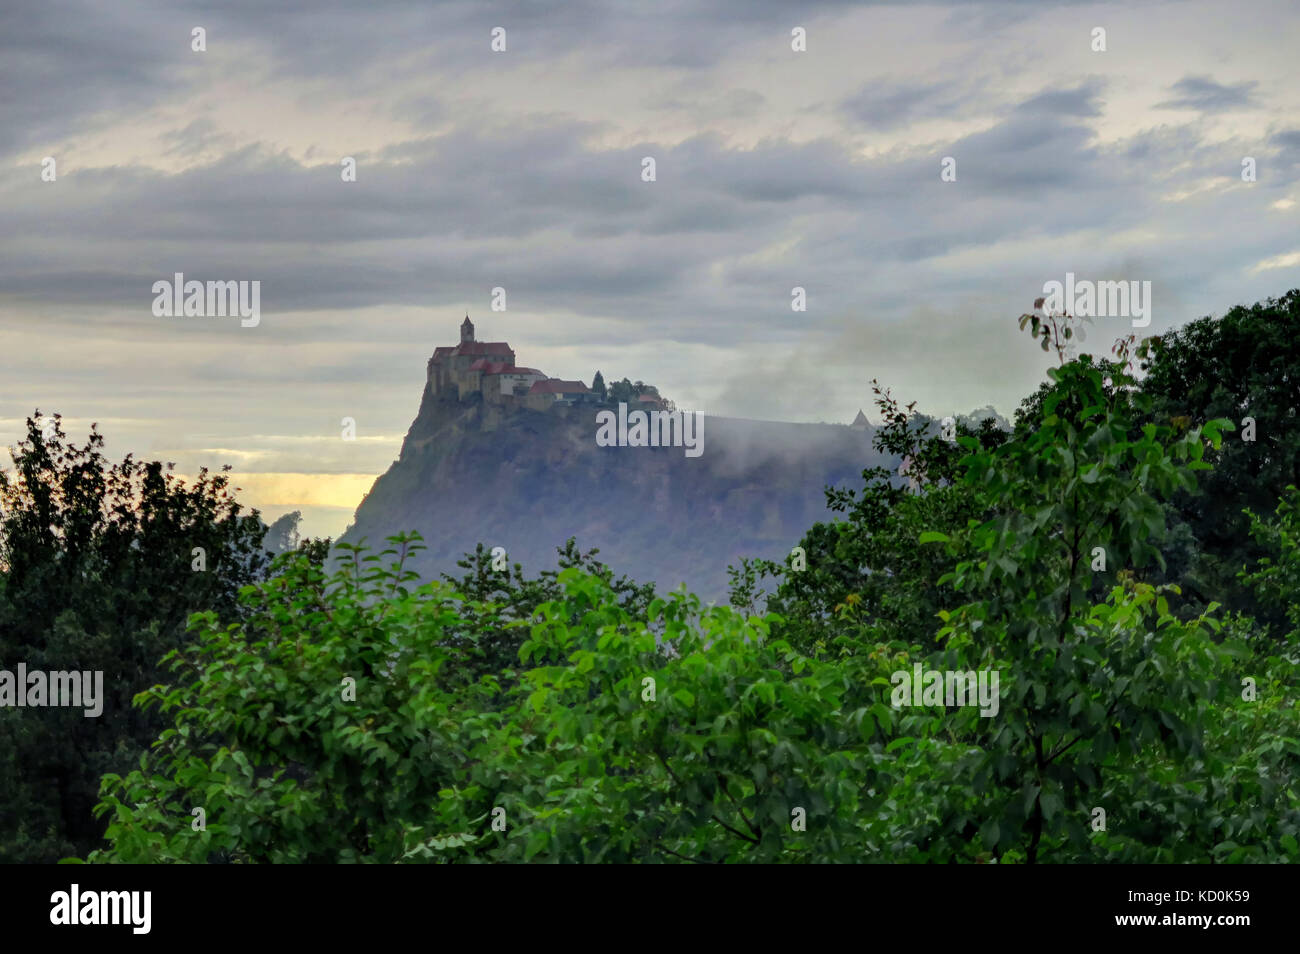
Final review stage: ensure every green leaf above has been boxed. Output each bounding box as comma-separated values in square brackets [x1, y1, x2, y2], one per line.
[981, 820, 1000, 850]
[1023, 783, 1041, 817]
[1040, 793, 1062, 821]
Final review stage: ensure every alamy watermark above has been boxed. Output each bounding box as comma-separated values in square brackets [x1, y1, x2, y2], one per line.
[891, 663, 1000, 717]
[151, 272, 260, 327]
[1041, 272, 1151, 328]
[595, 402, 704, 458]
[50, 884, 150, 934]
[0, 664, 104, 717]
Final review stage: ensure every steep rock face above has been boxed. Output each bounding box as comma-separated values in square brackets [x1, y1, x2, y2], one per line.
[338, 385, 894, 600]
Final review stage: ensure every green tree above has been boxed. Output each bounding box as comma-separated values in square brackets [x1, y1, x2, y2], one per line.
[0, 413, 271, 862]
[88, 539, 905, 863]
[1137, 288, 1300, 627]
[742, 380, 1008, 657]
[83, 301, 1300, 864]
[436, 537, 654, 685]
[930, 348, 1237, 861]
[607, 378, 635, 405]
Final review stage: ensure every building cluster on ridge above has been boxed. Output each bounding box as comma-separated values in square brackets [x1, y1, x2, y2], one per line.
[428, 315, 593, 411]
[427, 315, 668, 413]
[430, 316, 880, 431]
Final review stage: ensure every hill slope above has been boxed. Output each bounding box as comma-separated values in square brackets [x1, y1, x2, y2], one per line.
[338, 384, 895, 599]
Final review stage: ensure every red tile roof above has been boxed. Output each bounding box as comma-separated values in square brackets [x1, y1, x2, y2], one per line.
[456, 342, 514, 357]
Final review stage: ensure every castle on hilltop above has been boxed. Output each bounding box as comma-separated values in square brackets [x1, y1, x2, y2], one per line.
[427, 315, 599, 412]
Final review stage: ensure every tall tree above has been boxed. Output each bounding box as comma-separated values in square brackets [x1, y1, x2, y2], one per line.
[1137, 288, 1300, 629]
[0, 413, 271, 861]
[740, 380, 1008, 656]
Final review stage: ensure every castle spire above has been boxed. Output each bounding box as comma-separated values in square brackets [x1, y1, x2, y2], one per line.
[460, 314, 475, 344]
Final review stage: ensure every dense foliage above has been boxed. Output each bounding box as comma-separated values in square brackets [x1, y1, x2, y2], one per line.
[0, 416, 270, 862]
[1140, 289, 1300, 628]
[0, 418, 328, 862]
[75, 291, 1300, 863]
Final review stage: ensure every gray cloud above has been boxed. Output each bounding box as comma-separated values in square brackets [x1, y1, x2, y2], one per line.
[2, 0, 1298, 542]
[842, 79, 988, 130]
[1014, 80, 1106, 118]
[0, 2, 194, 160]
[2, 85, 1293, 345]
[1157, 75, 1259, 113]
[159, 118, 237, 158]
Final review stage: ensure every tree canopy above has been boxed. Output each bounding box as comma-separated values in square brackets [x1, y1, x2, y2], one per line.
[0, 416, 328, 862]
[74, 291, 1300, 863]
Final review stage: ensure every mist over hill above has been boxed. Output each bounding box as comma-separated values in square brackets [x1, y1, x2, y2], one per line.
[337, 382, 898, 599]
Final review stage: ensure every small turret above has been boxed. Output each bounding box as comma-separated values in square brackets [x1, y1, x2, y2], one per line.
[460, 315, 475, 344]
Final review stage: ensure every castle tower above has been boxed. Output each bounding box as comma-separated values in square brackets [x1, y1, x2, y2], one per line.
[460, 314, 475, 344]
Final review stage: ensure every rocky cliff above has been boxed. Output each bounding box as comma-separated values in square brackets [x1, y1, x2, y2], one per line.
[337, 384, 895, 600]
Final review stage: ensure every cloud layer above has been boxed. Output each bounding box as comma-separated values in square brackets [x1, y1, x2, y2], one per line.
[2, 0, 1298, 538]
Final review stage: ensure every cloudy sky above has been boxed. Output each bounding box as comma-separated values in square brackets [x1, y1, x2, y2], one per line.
[2, 0, 1298, 539]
